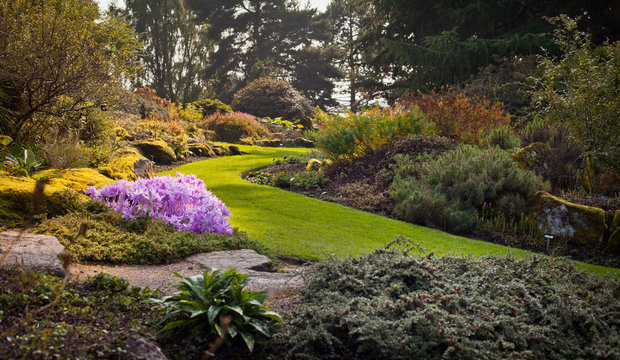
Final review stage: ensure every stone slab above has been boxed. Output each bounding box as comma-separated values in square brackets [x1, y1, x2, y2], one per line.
[0, 231, 65, 276]
[186, 249, 272, 272]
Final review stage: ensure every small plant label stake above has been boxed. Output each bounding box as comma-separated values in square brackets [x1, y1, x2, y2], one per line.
[544, 234, 554, 252]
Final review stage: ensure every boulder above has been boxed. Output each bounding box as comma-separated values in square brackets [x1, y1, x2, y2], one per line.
[0, 231, 65, 276]
[256, 139, 282, 147]
[607, 210, 620, 252]
[125, 334, 168, 360]
[186, 249, 272, 272]
[228, 145, 242, 155]
[99, 147, 154, 181]
[188, 143, 216, 157]
[294, 137, 315, 148]
[134, 140, 176, 165]
[512, 142, 552, 171]
[530, 191, 607, 247]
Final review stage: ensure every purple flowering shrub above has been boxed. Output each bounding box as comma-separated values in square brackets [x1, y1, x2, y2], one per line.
[86, 173, 232, 235]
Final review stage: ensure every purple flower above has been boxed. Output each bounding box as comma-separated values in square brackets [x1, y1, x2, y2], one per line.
[86, 173, 232, 235]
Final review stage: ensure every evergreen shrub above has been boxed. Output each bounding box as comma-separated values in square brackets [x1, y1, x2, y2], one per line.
[391, 145, 544, 233]
[273, 247, 620, 359]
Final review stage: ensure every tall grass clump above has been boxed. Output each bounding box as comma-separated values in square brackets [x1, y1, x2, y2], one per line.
[312, 105, 435, 161]
[391, 145, 544, 233]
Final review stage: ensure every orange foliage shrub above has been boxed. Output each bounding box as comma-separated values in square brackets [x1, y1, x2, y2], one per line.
[402, 87, 510, 144]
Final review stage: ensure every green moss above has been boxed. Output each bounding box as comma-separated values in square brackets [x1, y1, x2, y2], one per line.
[530, 191, 607, 247]
[113, 126, 133, 141]
[0, 169, 111, 226]
[512, 142, 551, 170]
[99, 147, 150, 181]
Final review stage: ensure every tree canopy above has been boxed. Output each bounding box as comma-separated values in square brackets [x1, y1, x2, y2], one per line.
[0, 0, 141, 144]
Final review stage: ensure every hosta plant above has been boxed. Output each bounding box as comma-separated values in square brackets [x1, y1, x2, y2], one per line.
[152, 268, 282, 352]
[86, 173, 232, 235]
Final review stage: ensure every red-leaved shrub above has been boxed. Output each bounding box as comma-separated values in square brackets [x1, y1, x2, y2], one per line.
[403, 87, 510, 144]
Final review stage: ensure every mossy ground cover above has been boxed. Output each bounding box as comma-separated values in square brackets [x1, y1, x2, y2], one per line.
[162, 143, 620, 276]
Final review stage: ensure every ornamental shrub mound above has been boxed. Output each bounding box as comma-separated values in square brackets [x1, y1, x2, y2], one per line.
[231, 77, 314, 129]
[391, 145, 544, 233]
[312, 106, 435, 161]
[201, 111, 271, 143]
[274, 247, 620, 359]
[87, 173, 232, 235]
[402, 88, 510, 145]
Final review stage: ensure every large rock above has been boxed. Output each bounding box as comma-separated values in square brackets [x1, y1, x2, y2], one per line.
[99, 147, 154, 180]
[187, 142, 216, 157]
[530, 191, 607, 247]
[134, 140, 176, 165]
[0, 231, 65, 276]
[187, 249, 272, 272]
[125, 334, 168, 360]
[608, 210, 620, 252]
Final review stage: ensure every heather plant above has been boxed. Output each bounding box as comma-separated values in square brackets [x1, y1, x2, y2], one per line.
[153, 268, 282, 353]
[312, 105, 435, 161]
[201, 112, 271, 143]
[402, 88, 511, 145]
[391, 146, 544, 233]
[273, 247, 620, 360]
[86, 173, 232, 235]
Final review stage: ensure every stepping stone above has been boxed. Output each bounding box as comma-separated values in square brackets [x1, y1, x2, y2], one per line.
[0, 231, 65, 276]
[187, 249, 272, 272]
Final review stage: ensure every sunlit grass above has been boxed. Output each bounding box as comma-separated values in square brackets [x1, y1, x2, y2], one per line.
[161, 143, 620, 277]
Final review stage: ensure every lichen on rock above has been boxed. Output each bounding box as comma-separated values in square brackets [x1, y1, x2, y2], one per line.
[530, 191, 607, 247]
[512, 142, 551, 170]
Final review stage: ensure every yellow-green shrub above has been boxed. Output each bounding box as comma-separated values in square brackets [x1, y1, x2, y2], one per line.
[312, 105, 435, 161]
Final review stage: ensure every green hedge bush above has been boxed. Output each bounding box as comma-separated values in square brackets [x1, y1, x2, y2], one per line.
[187, 98, 232, 116]
[391, 145, 544, 233]
[273, 247, 620, 359]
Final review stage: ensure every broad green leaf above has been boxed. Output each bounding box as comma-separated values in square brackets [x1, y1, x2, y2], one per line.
[227, 323, 238, 338]
[0, 135, 12, 147]
[223, 305, 244, 316]
[207, 305, 222, 324]
[239, 330, 255, 352]
[248, 318, 270, 337]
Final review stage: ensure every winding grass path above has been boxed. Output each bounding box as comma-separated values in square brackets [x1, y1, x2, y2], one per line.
[162, 144, 619, 276]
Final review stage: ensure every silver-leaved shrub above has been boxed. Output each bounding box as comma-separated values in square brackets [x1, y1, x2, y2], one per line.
[87, 172, 232, 235]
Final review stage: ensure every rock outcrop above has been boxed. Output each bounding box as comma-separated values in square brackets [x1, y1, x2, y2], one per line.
[134, 140, 177, 165]
[530, 191, 607, 247]
[0, 231, 66, 276]
[99, 147, 154, 180]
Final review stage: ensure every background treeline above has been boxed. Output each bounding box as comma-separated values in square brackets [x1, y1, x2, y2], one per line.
[110, 0, 619, 108]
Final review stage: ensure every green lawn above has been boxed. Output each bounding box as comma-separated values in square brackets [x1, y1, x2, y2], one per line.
[162, 144, 620, 277]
